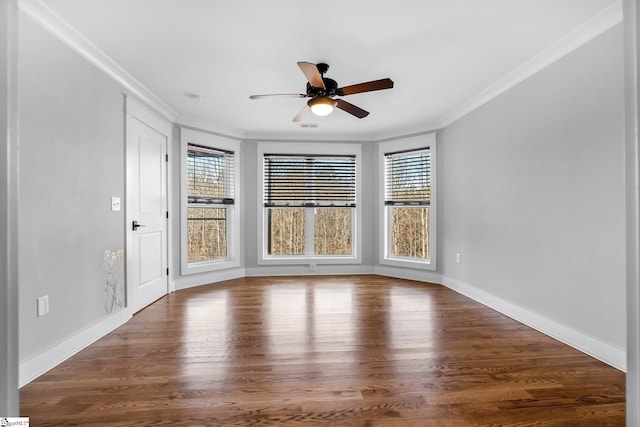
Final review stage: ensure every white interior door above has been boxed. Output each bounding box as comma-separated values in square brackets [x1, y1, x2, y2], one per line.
[126, 100, 169, 313]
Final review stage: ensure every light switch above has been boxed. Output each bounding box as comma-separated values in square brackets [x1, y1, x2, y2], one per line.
[37, 295, 49, 317]
[111, 197, 121, 211]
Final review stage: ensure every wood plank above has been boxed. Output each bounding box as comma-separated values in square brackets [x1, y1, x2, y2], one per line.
[20, 275, 625, 425]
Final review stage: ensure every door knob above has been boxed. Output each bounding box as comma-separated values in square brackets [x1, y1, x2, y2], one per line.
[132, 220, 146, 231]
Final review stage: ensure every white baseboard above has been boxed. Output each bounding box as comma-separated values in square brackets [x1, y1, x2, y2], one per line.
[19, 308, 131, 387]
[175, 267, 246, 291]
[244, 265, 374, 277]
[374, 265, 442, 284]
[441, 275, 626, 372]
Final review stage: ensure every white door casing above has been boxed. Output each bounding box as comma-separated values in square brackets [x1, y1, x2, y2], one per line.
[125, 98, 169, 313]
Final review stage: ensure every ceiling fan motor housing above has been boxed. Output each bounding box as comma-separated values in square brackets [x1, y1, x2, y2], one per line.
[305, 62, 339, 97]
[306, 78, 338, 97]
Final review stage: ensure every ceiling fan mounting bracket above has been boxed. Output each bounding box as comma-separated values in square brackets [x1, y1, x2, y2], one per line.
[316, 63, 329, 75]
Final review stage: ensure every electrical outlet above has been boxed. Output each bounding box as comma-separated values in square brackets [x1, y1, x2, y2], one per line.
[456, 253, 462, 264]
[37, 295, 49, 317]
[309, 263, 317, 272]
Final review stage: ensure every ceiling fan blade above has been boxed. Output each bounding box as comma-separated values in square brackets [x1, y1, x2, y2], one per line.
[292, 105, 312, 122]
[249, 93, 306, 99]
[297, 61, 325, 89]
[335, 99, 369, 119]
[338, 78, 394, 96]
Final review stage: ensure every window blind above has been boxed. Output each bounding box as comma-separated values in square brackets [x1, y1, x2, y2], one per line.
[384, 147, 430, 206]
[263, 154, 356, 207]
[187, 144, 234, 205]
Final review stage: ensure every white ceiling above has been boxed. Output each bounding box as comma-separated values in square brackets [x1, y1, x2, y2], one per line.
[37, 0, 620, 140]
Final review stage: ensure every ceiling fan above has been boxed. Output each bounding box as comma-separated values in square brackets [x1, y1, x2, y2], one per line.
[249, 62, 394, 122]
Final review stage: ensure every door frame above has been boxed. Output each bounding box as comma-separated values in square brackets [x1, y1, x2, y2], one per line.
[124, 96, 174, 314]
[1, 0, 19, 415]
[624, 0, 640, 423]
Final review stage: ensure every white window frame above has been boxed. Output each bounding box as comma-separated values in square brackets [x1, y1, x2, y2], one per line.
[180, 128, 241, 275]
[379, 133, 437, 270]
[257, 142, 362, 265]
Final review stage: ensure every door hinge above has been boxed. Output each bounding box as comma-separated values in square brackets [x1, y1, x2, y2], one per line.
[166, 211, 169, 219]
[166, 268, 169, 276]
[165, 154, 168, 162]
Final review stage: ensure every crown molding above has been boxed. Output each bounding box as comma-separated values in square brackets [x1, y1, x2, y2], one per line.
[440, 0, 623, 127]
[175, 116, 246, 140]
[18, 0, 178, 122]
[373, 121, 443, 142]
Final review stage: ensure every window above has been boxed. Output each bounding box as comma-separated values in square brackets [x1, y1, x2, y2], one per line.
[258, 142, 361, 264]
[379, 134, 436, 270]
[187, 145, 233, 261]
[181, 128, 240, 274]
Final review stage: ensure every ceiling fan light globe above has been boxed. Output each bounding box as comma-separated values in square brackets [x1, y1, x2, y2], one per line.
[311, 104, 334, 116]
[308, 97, 337, 116]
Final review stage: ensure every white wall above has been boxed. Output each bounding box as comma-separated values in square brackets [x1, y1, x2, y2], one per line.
[440, 24, 625, 366]
[19, 14, 127, 367]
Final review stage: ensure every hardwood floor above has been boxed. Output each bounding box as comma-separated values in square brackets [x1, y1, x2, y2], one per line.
[20, 275, 625, 426]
